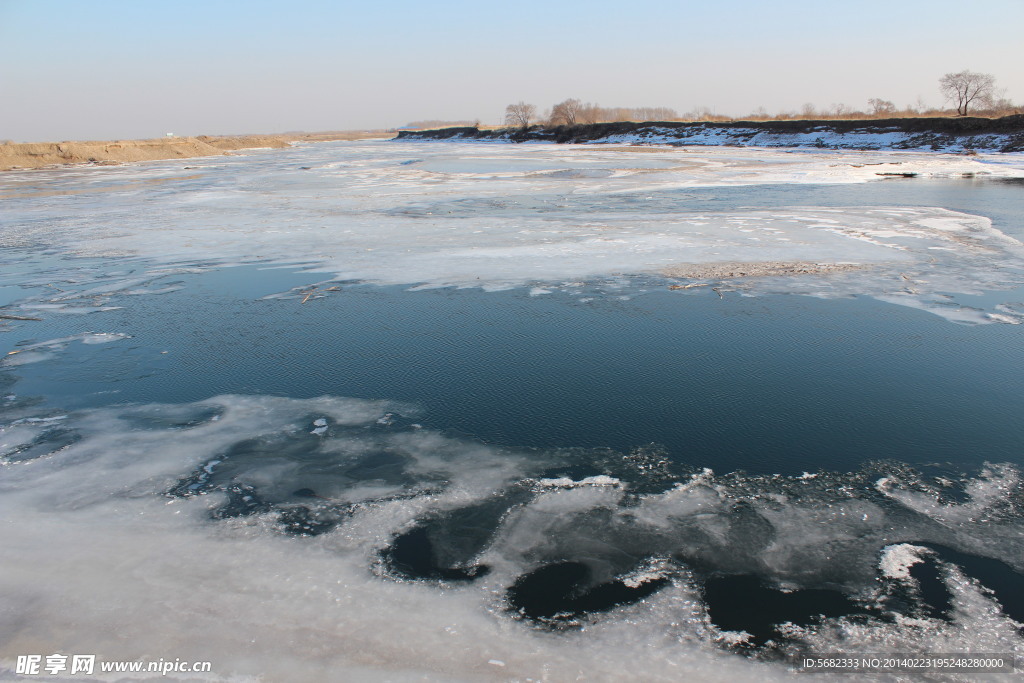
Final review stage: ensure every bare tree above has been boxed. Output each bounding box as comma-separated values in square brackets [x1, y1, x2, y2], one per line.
[939, 71, 996, 116]
[867, 98, 896, 116]
[685, 106, 715, 121]
[579, 102, 601, 124]
[504, 102, 536, 129]
[405, 119, 479, 130]
[829, 102, 852, 117]
[549, 98, 583, 126]
[987, 93, 1019, 115]
[632, 106, 678, 121]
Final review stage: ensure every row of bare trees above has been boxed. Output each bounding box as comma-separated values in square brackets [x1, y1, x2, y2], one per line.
[502, 72, 1017, 129]
[405, 119, 480, 130]
[505, 100, 680, 128]
[753, 74, 1015, 121]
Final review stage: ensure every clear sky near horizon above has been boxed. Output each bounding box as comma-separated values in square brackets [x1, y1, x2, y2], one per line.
[1, 0, 1022, 142]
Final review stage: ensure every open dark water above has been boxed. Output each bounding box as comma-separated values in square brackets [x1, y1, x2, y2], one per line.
[2, 148, 1023, 680]
[7, 264, 1024, 476]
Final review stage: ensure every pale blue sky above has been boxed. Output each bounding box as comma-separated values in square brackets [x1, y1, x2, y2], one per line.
[2, 0, 1021, 141]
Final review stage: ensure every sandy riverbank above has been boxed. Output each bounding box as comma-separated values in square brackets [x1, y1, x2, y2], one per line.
[0, 131, 388, 171]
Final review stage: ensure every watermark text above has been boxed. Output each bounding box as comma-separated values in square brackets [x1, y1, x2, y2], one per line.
[16, 654, 212, 677]
[795, 653, 1015, 673]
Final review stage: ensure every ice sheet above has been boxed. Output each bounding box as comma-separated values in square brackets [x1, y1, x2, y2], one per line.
[1, 395, 1021, 681]
[2, 142, 1024, 324]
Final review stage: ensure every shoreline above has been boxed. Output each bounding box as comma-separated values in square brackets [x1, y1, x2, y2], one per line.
[395, 115, 1024, 153]
[0, 131, 388, 172]
[9, 115, 1023, 172]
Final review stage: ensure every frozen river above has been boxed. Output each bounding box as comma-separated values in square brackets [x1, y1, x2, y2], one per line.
[2, 141, 1024, 680]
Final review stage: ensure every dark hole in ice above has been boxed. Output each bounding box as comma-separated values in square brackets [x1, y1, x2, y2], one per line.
[922, 543, 1024, 626]
[2, 427, 81, 462]
[277, 505, 337, 536]
[907, 553, 953, 621]
[210, 484, 272, 519]
[383, 526, 490, 582]
[382, 485, 532, 583]
[167, 463, 220, 498]
[506, 561, 669, 627]
[703, 574, 870, 646]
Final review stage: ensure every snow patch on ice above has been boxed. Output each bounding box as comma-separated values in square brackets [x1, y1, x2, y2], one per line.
[2, 333, 130, 367]
[537, 474, 622, 488]
[879, 543, 929, 580]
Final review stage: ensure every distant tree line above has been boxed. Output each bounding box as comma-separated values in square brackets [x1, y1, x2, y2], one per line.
[500, 72, 1018, 129]
[403, 119, 480, 130]
[506, 99, 680, 128]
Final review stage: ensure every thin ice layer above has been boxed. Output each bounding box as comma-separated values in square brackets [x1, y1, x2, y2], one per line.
[2, 143, 1024, 323]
